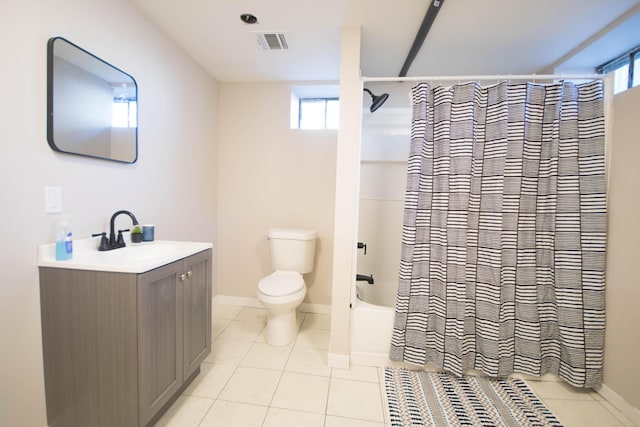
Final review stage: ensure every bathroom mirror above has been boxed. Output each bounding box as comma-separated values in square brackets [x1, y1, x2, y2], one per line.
[47, 37, 138, 163]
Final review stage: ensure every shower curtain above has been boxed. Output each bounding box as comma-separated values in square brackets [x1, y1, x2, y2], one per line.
[390, 80, 606, 388]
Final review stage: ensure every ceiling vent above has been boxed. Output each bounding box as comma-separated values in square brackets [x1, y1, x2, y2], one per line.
[255, 32, 288, 50]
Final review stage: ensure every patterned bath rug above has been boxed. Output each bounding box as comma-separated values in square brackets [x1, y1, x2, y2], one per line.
[384, 367, 563, 427]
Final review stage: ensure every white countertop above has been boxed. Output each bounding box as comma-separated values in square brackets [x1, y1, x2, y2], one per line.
[38, 237, 212, 273]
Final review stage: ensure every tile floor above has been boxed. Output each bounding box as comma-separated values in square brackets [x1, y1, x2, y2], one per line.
[156, 302, 637, 427]
[524, 379, 637, 427]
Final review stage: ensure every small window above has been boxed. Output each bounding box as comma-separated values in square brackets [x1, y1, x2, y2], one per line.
[598, 46, 640, 94]
[298, 98, 339, 129]
[112, 99, 137, 128]
[290, 84, 339, 130]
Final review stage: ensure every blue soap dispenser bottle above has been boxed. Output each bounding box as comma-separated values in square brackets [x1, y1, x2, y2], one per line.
[55, 221, 73, 261]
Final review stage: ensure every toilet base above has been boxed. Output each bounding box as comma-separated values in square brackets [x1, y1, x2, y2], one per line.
[265, 309, 299, 346]
[257, 286, 306, 347]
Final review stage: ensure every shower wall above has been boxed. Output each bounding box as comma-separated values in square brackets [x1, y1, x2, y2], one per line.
[357, 83, 413, 290]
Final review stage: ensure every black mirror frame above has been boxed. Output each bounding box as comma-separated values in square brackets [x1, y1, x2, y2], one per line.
[47, 36, 138, 164]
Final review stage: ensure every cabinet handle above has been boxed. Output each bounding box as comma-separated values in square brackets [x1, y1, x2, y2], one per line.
[187, 270, 193, 278]
[180, 273, 187, 281]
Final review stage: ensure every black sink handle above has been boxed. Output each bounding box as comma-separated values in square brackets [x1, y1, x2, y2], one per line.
[91, 232, 109, 251]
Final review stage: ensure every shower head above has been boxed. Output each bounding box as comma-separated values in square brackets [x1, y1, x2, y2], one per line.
[363, 88, 389, 113]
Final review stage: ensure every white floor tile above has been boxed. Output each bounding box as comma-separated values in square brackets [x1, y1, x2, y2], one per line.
[544, 399, 629, 427]
[218, 366, 281, 406]
[182, 362, 237, 399]
[294, 328, 330, 350]
[332, 365, 380, 383]
[236, 307, 268, 323]
[217, 320, 264, 341]
[205, 338, 253, 365]
[325, 415, 386, 427]
[327, 378, 385, 423]
[241, 341, 293, 370]
[255, 331, 266, 343]
[175, 303, 636, 427]
[155, 396, 213, 427]
[198, 400, 268, 427]
[262, 407, 325, 427]
[271, 372, 330, 414]
[285, 345, 332, 377]
[212, 304, 244, 320]
[301, 313, 331, 330]
[211, 318, 231, 341]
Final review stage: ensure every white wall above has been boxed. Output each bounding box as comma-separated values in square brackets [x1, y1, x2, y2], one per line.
[329, 27, 363, 367]
[603, 83, 640, 416]
[357, 161, 405, 285]
[217, 82, 337, 305]
[0, 1, 219, 425]
[357, 82, 413, 288]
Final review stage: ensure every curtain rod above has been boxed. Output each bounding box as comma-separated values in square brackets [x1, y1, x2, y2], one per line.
[361, 73, 604, 83]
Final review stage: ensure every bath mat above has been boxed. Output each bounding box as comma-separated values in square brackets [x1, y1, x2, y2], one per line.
[384, 367, 563, 427]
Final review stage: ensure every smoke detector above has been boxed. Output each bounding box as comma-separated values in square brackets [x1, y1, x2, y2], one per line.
[254, 32, 289, 50]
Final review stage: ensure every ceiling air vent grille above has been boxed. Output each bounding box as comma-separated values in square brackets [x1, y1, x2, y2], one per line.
[255, 32, 288, 50]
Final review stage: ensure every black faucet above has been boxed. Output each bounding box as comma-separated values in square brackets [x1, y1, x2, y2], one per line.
[109, 210, 139, 248]
[356, 274, 374, 285]
[93, 210, 139, 251]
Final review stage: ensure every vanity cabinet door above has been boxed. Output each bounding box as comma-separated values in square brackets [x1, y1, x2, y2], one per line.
[39, 268, 139, 427]
[182, 249, 212, 379]
[137, 260, 183, 427]
[137, 249, 212, 426]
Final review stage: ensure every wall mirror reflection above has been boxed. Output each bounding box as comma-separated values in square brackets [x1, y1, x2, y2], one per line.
[47, 37, 138, 163]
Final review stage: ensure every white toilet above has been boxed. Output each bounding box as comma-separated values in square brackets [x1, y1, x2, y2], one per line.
[257, 228, 317, 346]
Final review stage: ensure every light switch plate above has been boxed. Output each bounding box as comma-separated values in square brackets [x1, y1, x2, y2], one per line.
[45, 186, 63, 214]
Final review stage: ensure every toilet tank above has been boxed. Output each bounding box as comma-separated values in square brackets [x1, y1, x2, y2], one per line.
[268, 228, 317, 274]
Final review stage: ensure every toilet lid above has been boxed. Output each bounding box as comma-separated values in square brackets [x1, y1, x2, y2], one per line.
[258, 271, 304, 297]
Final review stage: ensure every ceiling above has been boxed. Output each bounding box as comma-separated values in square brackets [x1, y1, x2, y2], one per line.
[131, 0, 640, 82]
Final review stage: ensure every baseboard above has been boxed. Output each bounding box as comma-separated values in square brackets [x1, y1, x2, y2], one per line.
[212, 295, 331, 314]
[328, 352, 350, 369]
[596, 383, 640, 426]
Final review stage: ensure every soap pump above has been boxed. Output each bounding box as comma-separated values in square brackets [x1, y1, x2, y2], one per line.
[55, 220, 73, 260]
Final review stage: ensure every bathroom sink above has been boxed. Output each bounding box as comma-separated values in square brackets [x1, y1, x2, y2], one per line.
[99, 243, 188, 262]
[38, 238, 212, 273]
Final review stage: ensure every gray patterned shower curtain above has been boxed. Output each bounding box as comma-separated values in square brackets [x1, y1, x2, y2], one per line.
[390, 81, 606, 388]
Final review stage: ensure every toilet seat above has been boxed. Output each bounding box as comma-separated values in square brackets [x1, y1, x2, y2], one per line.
[258, 271, 304, 297]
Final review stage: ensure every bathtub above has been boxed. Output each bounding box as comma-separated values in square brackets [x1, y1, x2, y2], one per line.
[350, 281, 397, 366]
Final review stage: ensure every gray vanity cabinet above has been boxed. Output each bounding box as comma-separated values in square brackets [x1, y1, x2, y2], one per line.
[39, 249, 212, 427]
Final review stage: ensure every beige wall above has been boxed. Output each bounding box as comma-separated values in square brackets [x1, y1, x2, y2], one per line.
[217, 82, 337, 305]
[0, 1, 219, 425]
[604, 84, 640, 411]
